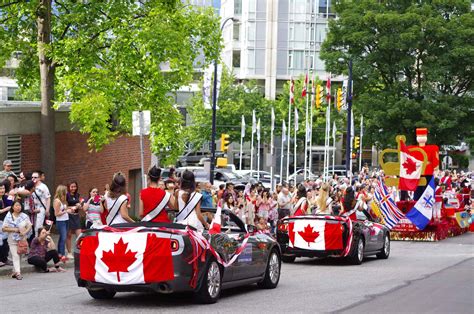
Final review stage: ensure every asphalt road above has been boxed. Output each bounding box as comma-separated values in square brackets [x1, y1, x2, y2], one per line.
[1, 233, 473, 313]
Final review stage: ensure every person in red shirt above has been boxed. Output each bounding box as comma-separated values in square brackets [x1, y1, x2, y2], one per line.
[139, 166, 176, 223]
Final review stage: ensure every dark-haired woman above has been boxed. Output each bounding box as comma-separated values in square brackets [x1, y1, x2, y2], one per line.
[66, 181, 82, 259]
[83, 187, 103, 228]
[175, 170, 209, 231]
[2, 200, 32, 280]
[340, 186, 356, 215]
[139, 166, 176, 223]
[103, 173, 135, 225]
[292, 185, 309, 216]
[28, 227, 65, 273]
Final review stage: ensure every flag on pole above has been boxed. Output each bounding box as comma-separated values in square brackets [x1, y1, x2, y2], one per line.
[399, 139, 423, 191]
[332, 121, 336, 140]
[257, 118, 261, 141]
[209, 205, 222, 234]
[326, 74, 331, 103]
[252, 110, 257, 134]
[305, 119, 310, 143]
[302, 73, 308, 97]
[290, 77, 295, 104]
[241, 115, 246, 138]
[271, 108, 275, 131]
[406, 177, 435, 230]
[374, 178, 404, 229]
[294, 108, 299, 131]
[282, 120, 287, 142]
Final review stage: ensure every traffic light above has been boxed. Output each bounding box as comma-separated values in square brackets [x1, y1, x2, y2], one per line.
[315, 85, 323, 108]
[337, 88, 343, 112]
[220, 133, 230, 151]
[354, 136, 360, 149]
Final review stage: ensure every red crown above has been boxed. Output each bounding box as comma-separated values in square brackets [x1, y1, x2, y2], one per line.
[416, 128, 428, 136]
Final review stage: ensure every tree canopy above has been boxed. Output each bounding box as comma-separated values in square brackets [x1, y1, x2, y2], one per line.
[0, 0, 221, 166]
[321, 0, 473, 148]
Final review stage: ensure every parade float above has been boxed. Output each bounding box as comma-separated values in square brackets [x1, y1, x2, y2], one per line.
[378, 128, 470, 241]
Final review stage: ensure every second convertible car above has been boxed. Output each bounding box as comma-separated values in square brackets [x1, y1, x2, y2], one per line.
[74, 209, 281, 303]
[277, 212, 390, 265]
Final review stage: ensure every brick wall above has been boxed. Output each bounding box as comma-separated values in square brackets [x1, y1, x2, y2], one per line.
[21, 131, 151, 206]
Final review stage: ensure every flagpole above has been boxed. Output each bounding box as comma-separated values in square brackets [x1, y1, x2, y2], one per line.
[332, 120, 336, 177]
[270, 108, 275, 191]
[280, 120, 285, 184]
[286, 80, 292, 181]
[239, 115, 244, 170]
[294, 107, 298, 181]
[250, 110, 255, 176]
[257, 118, 261, 181]
[359, 115, 363, 173]
[304, 75, 309, 181]
[309, 76, 314, 175]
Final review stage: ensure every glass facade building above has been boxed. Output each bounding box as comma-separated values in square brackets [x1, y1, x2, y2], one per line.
[220, 0, 336, 99]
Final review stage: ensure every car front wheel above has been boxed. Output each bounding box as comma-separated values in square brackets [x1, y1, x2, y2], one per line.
[258, 250, 281, 289]
[194, 260, 221, 304]
[87, 288, 116, 299]
[376, 233, 390, 259]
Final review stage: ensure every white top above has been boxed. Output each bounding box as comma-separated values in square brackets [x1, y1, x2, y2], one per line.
[106, 194, 128, 225]
[176, 190, 203, 231]
[55, 202, 69, 221]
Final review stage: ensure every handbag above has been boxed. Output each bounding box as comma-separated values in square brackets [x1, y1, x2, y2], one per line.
[17, 239, 28, 255]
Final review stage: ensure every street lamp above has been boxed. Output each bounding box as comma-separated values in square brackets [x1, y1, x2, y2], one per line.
[210, 17, 237, 185]
[338, 57, 353, 177]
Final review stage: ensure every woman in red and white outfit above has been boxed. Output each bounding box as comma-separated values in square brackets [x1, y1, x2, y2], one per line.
[292, 185, 309, 216]
[139, 166, 176, 223]
[440, 171, 452, 190]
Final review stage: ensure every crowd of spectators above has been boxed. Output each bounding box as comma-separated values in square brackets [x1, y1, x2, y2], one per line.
[0, 157, 471, 280]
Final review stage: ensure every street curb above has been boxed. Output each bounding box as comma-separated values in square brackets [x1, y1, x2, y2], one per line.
[0, 259, 74, 277]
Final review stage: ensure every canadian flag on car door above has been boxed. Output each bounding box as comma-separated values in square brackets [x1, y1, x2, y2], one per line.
[289, 220, 343, 251]
[80, 232, 174, 285]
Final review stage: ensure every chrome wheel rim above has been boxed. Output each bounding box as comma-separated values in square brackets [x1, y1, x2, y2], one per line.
[207, 262, 220, 298]
[269, 253, 280, 284]
[384, 236, 390, 256]
[357, 240, 364, 262]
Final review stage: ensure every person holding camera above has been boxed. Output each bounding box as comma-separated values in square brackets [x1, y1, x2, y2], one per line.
[28, 227, 65, 273]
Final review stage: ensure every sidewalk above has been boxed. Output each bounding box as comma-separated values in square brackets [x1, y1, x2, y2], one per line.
[0, 233, 75, 278]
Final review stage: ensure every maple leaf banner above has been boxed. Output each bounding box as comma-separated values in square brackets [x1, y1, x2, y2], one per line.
[288, 220, 343, 251]
[399, 140, 423, 191]
[80, 232, 174, 285]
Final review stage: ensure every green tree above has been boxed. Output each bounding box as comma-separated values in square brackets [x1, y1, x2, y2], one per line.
[0, 0, 221, 185]
[321, 0, 473, 148]
[186, 68, 280, 150]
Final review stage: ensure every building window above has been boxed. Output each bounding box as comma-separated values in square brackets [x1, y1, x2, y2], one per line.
[233, 24, 240, 41]
[7, 87, 16, 100]
[233, 50, 241, 68]
[234, 0, 242, 15]
[288, 53, 294, 69]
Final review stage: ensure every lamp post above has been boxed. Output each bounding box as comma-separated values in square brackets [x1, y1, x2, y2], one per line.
[210, 17, 237, 185]
[338, 58, 353, 176]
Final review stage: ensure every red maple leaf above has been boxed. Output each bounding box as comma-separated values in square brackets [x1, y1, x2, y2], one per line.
[298, 224, 320, 246]
[101, 237, 137, 282]
[402, 157, 418, 175]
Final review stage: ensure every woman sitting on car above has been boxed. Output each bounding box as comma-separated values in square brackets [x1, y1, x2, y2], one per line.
[174, 170, 209, 231]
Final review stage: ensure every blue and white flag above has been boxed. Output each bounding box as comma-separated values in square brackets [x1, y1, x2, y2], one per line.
[406, 177, 436, 230]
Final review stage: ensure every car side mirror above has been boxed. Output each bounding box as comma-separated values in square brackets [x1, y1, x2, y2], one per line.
[246, 224, 256, 233]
